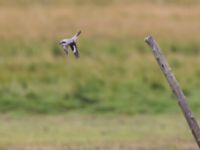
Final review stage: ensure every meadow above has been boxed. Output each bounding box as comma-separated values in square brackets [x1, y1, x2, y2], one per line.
[0, 114, 198, 150]
[0, 0, 200, 149]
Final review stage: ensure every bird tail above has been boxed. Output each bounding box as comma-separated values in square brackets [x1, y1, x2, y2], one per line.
[73, 30, 81, 40]
[76, 30, 81, 37]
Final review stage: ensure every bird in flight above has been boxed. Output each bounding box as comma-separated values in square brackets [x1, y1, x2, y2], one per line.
[59, 31, 81, 58]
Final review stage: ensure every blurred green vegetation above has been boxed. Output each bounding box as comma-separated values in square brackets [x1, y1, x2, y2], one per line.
[1, 38, 200, 114]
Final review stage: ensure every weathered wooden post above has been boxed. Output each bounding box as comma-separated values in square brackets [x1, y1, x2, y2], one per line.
[144, 35, 200, 148]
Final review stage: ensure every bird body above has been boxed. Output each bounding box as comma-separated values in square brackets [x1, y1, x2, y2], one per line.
[59, 31, 81, 58]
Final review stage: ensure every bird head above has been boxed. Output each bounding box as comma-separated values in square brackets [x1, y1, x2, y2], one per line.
[59, 40, 66, 45]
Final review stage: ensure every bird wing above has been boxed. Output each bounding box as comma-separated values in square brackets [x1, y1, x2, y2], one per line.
[70, 42, 79, 58]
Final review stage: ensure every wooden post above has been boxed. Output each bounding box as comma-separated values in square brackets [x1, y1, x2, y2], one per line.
[144, 35, 200, 148]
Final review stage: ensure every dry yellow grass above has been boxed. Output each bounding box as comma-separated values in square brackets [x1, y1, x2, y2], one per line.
[0, 2, 200, 40]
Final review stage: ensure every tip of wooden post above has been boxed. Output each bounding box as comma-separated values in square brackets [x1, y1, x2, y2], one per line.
[144, 35, 153, 42]
[144, 35, 154, 46]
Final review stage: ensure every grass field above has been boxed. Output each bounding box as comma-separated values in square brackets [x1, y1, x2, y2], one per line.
[0, 0, 200, 149]
[0, 114, 198, 150]
[1, 0, 200, 114]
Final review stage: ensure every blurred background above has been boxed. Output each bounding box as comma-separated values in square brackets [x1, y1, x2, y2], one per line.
[0, 0, 200, 149]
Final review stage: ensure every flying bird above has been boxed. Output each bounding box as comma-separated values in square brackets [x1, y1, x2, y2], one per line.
[59, 31, 81, 58]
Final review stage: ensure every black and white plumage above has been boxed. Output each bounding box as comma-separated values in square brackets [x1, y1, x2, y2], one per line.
[59, 31, 81, 58]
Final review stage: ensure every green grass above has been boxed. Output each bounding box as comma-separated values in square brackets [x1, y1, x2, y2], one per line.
[0, 38, 200, 114]
[0, 114, 197, 150]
